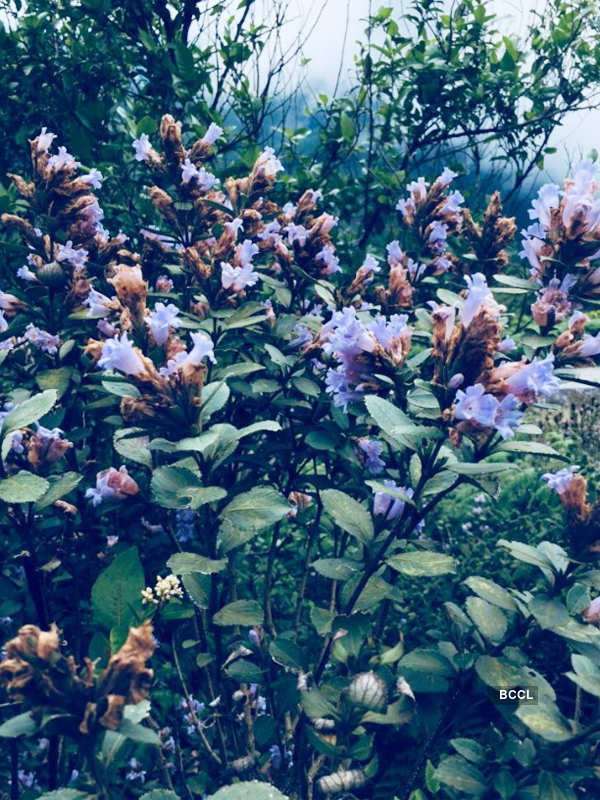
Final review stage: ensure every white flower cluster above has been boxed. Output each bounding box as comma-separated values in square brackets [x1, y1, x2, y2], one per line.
[141, 574, 184, 605]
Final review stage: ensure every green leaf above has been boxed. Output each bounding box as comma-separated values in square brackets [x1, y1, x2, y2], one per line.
[321, 489, 373, 544]
[475, 656, 523, 688]
[516, 702, 572, 742]
[37, 791, 88, 800]
[200, 381, 230, 421]
[36, 367, 73, 398]
[1, 389, 57, 434]
[91, 546, 144, 630]
[117, 718, 161, 745]
[34, 472, 82, 509]
[269, 638, 307, 671]
[0, 471, 49, 504]
[340, 111, 355, 142]
[498, 540, 554, 574]
[387, 551, 456, 577]
[399, 649, 455, 693]
[207, 782, 288, 800]
[167, 552, 227, 575]
[311, 558, 361, 581]
[140, 791, 181, 800]
[498, 440, 565, 458]
[0, 711, 38, 738]
[448, 461, 511, 476]
[364, 394, 424, 448]
[537, 773, 578, 800]
[151, 465, 226, 510]
[464, 576, 517, 612]
[466, 597, 507, 643]
[114, 427, 152, 467]
[451, 738, 486, 763]
[213, 599, 264, 627]
[218, 487, 289, 552]
[434, 755, 486, 795]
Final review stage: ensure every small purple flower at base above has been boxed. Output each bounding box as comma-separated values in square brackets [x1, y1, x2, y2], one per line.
[126, 758, 146, 783]
[175, 508, 196, 543]
[541, 465, 580, 495]
[373, 480, 413, 521]
[453, 384, 498, 428]
[24, 324, 60, 354]
[358, 437, 385, 474]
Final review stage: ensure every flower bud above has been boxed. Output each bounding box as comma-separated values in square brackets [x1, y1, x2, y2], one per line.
[318, 769, 367, 795]
[347, 670, 387, 710]
[37, 260, 67, 288]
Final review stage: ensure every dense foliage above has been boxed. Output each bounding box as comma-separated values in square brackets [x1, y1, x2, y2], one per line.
[2, 3, 600, 800]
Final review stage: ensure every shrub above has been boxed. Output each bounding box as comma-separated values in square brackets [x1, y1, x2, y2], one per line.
[1, 116, 600, 799]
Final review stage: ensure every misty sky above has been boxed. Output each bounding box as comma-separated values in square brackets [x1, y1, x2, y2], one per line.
[283, 0, 600, 177]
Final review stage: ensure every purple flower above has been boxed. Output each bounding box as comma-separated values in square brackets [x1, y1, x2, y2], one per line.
[438, 166, 458, 187]
[461, 273, 501, 327]
[80, 168, 103, 189]
[286, 223, 309, 246]
[36, 127, 56, 153]
[504, 353, 559, 402]
[528, 183, 560, 229]
[315, 245, 341, 274]
[493, 394, 523, 439]
[47, 146, 80, 172]
[126, 758, 146, 783]
[132, 133, 153, 162]
[146, 302, 180, 346]
[541, 465, 579, 495]
[181, 158, 219, 190]
[97, 333, 145, 375]
[453, 384, 498, 428]
[85, 288, 113, 317]
[221, 261, 260, 292]
[24, 324, 60, 354]
[498, 337, 516, 353]
[201, 122, 224, 145]
[358, 437, 385, 473]
[56, 240, 88, 270]
[373, 480, 413, 520]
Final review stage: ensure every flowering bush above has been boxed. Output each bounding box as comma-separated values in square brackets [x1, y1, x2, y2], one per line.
[1, 117, 600, 800]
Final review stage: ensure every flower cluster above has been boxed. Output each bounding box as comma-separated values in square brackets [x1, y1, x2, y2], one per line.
[520, 161, 600, 330]
[304, 306, 412, 409]
[141, 574, 184, 605]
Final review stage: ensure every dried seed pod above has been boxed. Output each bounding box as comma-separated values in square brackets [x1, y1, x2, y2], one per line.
[347, 670, 387, 711]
